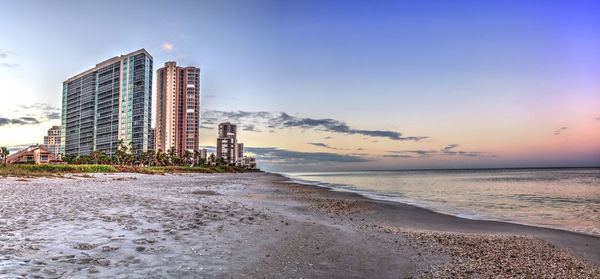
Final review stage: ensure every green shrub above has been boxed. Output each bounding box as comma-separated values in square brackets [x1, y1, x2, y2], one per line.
[214, 166, 225, 173]
[13, 164, 117, 173]
[0, 163, 255, 178]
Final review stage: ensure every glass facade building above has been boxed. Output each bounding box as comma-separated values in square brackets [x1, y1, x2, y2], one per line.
[61, 49, 153, 156]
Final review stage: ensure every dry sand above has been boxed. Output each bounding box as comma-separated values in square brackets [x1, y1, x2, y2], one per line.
[0, 172, 598, 278]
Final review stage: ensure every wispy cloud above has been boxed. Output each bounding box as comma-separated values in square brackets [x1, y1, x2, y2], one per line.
[383, 154, 413, 158]
[0, 117, 40, 127]
[441, 144, 488, 157]
[443, 144, 460, 153]
[245, 147, 371, 165]
[553, 126, 568, 136]
[200, 111, 269, 125]
[388, 144, 492, 158]
[47, 112, 61, 120]
[1, 103, 61, 127]
[0, 63, 19, 69]
[20, 103, 61, 121]
[0, 50, 19, 69]
[162, 43, 174, 50]
[271, 113, 427, 141]
[200, 110, 427, 142]
[0, 49, 15, 59]
[389, 150, 437, 156]
[308, 142, 337, 150]
[242, 124, 260, 132]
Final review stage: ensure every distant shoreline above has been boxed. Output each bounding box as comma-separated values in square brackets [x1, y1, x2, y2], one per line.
[281, 166, 600, 173]
[278, 171, 600, 238]
[268, 172, 600, 267]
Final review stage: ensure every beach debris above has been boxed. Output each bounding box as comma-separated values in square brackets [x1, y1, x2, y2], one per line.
[308, 198, 369, 214]
[377, 226, 600, 278]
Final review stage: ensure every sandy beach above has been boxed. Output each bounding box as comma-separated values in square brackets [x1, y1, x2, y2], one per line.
[0, 172, 599, 278]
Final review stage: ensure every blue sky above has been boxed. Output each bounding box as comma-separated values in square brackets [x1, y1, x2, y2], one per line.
[1, 0, 599, 171]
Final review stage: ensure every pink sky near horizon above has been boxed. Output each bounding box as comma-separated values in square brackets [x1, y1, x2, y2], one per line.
[1, 0, 599, 171]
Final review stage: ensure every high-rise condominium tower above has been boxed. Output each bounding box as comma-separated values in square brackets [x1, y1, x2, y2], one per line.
[155, 62, 200, 156]
[236, 142, 244, 162]
[217, 122, 237, 165]
[61, 49, 152, 156]
[148, 128, 155, 151]
[43, 126, 61, 157]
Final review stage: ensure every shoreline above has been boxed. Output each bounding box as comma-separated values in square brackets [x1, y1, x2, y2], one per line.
[282, 166, 600, 173]
[1, 172, 598, 278]
[269, 172, 600, 266]
[280, 172, 600, 238]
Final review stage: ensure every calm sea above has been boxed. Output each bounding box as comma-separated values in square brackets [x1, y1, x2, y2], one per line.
[282, 168, 600, 236]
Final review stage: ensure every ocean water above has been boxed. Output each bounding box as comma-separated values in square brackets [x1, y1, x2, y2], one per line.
[282, 168, 600, 236]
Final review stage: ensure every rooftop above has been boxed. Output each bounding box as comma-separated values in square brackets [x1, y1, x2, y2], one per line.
[64, 49, 152, 83]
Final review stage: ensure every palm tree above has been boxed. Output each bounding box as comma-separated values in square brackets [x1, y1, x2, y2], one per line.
[158, 151, 168, 166]
[167, 147, 177, 165]
[155, 149, 163, 166]
[98, 152, 110, 165]
[167, 147, 176, 158]
[137, 151, 148, 166]
[91, 150, 104, 165]
[147, 150, 156, 166]
[77, 154, 93, 164]
[123, 153, 134, 166]
[0, 147, 9, 165]
[63, 154, 76, 164]
[110, 155, 118, 165]
[115, 139, 128, 165]
[193, 150, 200, 166]
[183, 150, 192, 166]
[129, 141, 137, 155]
[116, 139, 125, 150]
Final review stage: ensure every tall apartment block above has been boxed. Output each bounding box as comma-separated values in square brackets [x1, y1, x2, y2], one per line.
[148, 128, 155, 151]
[217, 122, 238, 164]
[61, 49, 153, 156]
[155, 62, 200, 156]
[236, 143, 244, 161]
[43, 126, 61, 157]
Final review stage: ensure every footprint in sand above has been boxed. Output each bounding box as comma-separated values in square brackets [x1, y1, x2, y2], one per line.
[132, 238, 157, 245]
[73, 243, 97, 250]
[101, 246, 119, 252]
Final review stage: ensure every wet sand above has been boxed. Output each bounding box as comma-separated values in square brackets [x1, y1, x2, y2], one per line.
[0, 172, 598, 278]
